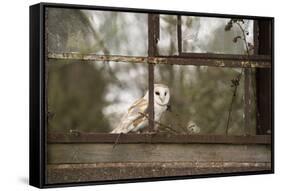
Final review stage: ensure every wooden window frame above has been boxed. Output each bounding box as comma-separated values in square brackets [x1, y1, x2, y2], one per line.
[46, 13, 273, 144]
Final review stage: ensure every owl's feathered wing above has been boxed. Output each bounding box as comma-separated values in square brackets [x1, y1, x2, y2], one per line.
[110, 97, 148, 134]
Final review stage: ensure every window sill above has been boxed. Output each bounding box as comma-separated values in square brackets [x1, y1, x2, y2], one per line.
[48, 132, 271, 144]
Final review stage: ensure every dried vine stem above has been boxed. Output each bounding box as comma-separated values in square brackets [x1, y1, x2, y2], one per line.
[225, 69, 243, 134]
[237, 21, 263, 133]
[225, 19, 251, 135]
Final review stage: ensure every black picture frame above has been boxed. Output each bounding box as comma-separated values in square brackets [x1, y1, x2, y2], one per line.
[30, 2, 274, 188]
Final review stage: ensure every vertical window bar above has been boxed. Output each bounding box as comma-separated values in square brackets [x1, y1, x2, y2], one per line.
[254, 20, 259, 55]
[256, 20, 272, 135]
[148, 14, 159, 130]
[155, 14, 160, 50]
[148, 64, 154, 130]
[177, 15, 182, 55]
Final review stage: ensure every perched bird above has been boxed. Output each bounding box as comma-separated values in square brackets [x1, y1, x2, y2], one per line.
[110, 84, 170, 134]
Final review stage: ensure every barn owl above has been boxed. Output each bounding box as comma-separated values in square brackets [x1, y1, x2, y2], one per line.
[110, 84, 170, 134]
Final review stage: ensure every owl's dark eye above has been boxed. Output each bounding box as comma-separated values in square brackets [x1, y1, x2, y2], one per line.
[155, 91, 160, 96]
[164, 92, 167, 96]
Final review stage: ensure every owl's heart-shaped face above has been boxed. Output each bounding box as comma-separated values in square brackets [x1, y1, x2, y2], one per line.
[154, 84, 170, 106]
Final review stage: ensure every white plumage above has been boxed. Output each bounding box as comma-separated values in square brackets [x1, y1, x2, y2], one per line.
[110, 84, 170, 134]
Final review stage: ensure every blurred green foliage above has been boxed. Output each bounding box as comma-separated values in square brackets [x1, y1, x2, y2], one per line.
[48, 60, 110, 132]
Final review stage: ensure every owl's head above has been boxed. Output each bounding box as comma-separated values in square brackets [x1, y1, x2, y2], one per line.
[154, 84, 170, 106]
[143, 84, 170, 106]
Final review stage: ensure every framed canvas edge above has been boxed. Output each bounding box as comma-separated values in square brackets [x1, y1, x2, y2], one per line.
[270, 17, 275, 175]
[39, 2, 274, 19]
[29, 2, 275, 188]
[42, 170, 273, 189]
[29, 3, 45, 188]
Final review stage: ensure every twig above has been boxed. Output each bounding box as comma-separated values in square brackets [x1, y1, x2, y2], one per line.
[225, 69, 243, 135]
[237, 21, 263, 133]
[236, 22, 250, 56]
[237, 21, 263, 134]
[225, 19, 248, 135]
[113, 133, 122, 149]
[112, 112, 180, 149]
[138, 112, 180, 134]
[225, 19, 263, 135]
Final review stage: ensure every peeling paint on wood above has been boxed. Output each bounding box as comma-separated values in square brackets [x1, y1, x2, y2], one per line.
[47, 162, 271, 184]
[47, 52, 271, 68]
[48, 143, 271, 164]
[47, 134, 271, 183]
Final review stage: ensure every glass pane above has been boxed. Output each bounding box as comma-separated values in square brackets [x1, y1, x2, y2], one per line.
[47, 59, 148, 133]
[154, 64, 256, 135]
[158, 15, 178, 55]
[158, 14, 254, 55]
[47, 8, 148, 56]
[181, 16, 254, 54]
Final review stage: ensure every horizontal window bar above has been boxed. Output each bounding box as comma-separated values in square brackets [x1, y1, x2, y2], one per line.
[178, 52, 271, 61]
[48, 133, 271, 144]
[48, 52, 271, 68]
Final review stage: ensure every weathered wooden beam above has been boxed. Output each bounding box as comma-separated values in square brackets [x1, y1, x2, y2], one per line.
[165, 57, 270, 68]
[48, 143, 271, 164]
[148, 14, 159, 56]
[47, 162, 271, 184]
[47, 52, 271, 68]
[256, 19, 273, 134]
[48, 52, 150, 63]
[148, 64, 154, 130]
[148, 14, 158, 130]
[178, 52, 270, 61]
[177, 15, 182, 54]
[47, 133, 271, 144]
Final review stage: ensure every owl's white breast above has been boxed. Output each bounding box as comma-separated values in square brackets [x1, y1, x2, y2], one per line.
[154, 102, 167, 122]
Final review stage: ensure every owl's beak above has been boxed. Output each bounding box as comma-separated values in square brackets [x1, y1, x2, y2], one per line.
[159, 96, 164, 103]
